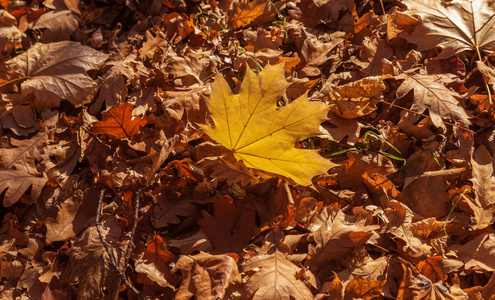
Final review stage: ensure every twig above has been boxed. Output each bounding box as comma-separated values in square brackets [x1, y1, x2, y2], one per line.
[96, 189, 145, 300]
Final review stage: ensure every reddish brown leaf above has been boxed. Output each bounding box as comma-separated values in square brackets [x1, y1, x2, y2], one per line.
[91, 103, 147, 139]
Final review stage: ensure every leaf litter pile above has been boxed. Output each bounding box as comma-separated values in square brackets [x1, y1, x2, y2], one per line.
[3, 0, 495, 299]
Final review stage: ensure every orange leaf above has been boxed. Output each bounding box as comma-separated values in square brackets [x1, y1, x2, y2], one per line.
[91, 103, 147, 139]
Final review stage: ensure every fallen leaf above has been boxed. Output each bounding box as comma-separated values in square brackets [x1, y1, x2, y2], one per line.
[198, 195, 255, 254]
[396, 73, 471, 131]
[91, 103, 147, 139]
[0, 169, 47, 207]
[398, 168, 465, 218]
[402, 0, 495, 59]
[466, 145, 495, 229]
[0, 131, 49, 175]
[173, 252, 240, 300]
[242, 251, 313, 300]
[4, 41, 108, 108]
[227, 0, 274, 29]
[200, 63, 337, 186]
[60, 243, 126, 299]
[328, 75, 388, 119]
[308, 218, 378, 269]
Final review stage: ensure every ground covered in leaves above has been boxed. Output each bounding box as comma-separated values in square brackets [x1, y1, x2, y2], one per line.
[1, 0, 495, 299]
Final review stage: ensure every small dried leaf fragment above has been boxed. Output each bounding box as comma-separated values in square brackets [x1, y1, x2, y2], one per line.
[0, 169, 47, 207]
[242, 251, 313, 300]
[200, 63, 337, 186]
[91, 103, 147, 139]
[402, 0, 495, 59]
[5, 41, 108, 108]
[173, 252, 240, 300]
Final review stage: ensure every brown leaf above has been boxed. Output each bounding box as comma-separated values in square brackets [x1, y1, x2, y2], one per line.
[0, 169, 47, 207]
[452, 232, 495, 273]
[0, 131, 49, 175]
[402, 0, 495, 59]
[242, 251, 313, 300]
[328, 76, 388, 119]
[227, 0, 275, 29]
[308, 218, 378, 269]
[344, 276, 385, 300]
[291, 0, 355, 28]
[396, 73, 471, 131]
[32, 10, 79, 43]
[91, 103, 147, 139]
[398, 168, 465, 218]
[60, 243, 126, 299]
[198, 155, 258, 187]
[198, 195, 255, 254]
[5, 41, 107, 108]
[173, 252, 240, 300]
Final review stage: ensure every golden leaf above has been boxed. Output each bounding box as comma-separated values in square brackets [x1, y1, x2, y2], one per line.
[200, 63, 337, 186]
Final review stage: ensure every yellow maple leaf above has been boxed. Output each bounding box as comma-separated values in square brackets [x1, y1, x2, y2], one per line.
[200, 63, 338, 186]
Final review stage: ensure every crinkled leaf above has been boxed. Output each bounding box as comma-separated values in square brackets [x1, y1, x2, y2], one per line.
[396, 73, 471, 131]
[5, 41, 108, 108]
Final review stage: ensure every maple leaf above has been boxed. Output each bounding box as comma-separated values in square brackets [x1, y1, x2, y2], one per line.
[4, 41, 108, 108]
[198, 195, 255, 254]
[402, 0, 495, 59]
[242, 251, 313, 300]
[200, 63, 337, 186]
[396, 73, 471, 131]
[91, 103, 147, 139]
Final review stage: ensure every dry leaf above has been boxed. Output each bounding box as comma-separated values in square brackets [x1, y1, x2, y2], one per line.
[4, 41, 108, 108]
[198, 195, 255, 254]
[396, 73, 471, 131]
[0, 169, 47, 207]
[91, 103, 147, 139]
[242, 251, 313, 300]
[173, 252, 240, 300]
[403, 0, 495, 59]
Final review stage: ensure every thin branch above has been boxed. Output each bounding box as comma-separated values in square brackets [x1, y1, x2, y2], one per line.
[96, 189, 145, 300]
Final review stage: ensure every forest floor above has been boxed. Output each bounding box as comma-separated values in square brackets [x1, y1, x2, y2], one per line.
[1, 0, 495, 299]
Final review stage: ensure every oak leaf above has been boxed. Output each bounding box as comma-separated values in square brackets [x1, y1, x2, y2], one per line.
[4, 41, 108, 108]
[402, 0, 495, 59]
[396, 73, 471, 131]
[0, 131, 48, 175]
[91, 103, 147, 139]
[200, 63, 337, 186]
[242, 251, 313, 300]
[0, 169, 47, 207]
